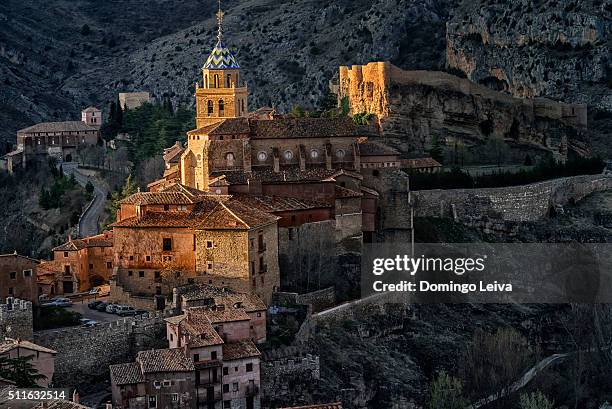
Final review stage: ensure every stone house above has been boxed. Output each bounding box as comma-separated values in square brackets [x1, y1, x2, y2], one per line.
[81, 106, 103, 128]
[1, 107, 101, 173]
[0, 253, 38, 303]
[0, 338, 57, 387]
[109, 184, 281, 305]
[40, 232, 113, 295]
[173, 284, 267, 343]
[165, 305, 262, 409]
[110, 348, 197, 409]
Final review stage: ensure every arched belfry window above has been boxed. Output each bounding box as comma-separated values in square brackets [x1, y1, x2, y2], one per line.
[226, 74, 231, 87]
[207, 100, 213, 115]
[204, 74, 208, 88]
[219, 100, 225, 116]
[214, 74, 219, 88]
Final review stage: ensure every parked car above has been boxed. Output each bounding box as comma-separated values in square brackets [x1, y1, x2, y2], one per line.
[79, 318, 99, 328]
[106, 304, 120, 314]
[88, 300, 102, 309]
[95, 302, 108, 312]
[115, 306, 137, 317]
[42, 298, 72, 308]
[88, 284, 110, 297]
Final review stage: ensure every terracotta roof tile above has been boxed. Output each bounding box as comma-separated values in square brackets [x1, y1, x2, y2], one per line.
[335, 185, 362, 199]
[178, 284, 266, 312]
[401, 157, 442, 169]
[211, 167, 341, 185]
[203, 308, 250, 323]
[110, 362, 145, 386]
[222, 340, 260, 361]
[0, 339, 57, 355]
[251, 117, 358, 139]
[119, 191, 196, 205]
[358, 140, 400, 156]
[18, 121, 98, 134]
[232, 195, 331, 212]
[279, 404, 342, 409]
[137, 348, 194, 373]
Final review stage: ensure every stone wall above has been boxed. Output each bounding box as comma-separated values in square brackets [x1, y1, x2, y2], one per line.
[33, 311, 171, 386]
[411, 174, 612, 224]
[272, 287, 336, 314]
[0, 297, 33, 340]
[261, 346, 320, 406]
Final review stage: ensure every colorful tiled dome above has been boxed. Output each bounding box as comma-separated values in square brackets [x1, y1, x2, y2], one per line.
[203, 39, 240, 70]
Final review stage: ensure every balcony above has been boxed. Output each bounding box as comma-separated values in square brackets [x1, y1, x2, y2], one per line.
[195, 359, 222, 369]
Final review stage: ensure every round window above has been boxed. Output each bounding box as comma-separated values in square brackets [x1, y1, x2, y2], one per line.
[226, 152, 235, 161]
[310, 149, 319, 159]
[257, 151, 268, 161]
[336, 149, 346, 159]
[284, 150, 294, 160]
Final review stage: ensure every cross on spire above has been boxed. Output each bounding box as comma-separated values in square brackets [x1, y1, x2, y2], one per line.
[216, 0, 225, 42]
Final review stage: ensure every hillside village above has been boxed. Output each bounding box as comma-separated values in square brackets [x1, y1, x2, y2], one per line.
[0, 1, 611, 409]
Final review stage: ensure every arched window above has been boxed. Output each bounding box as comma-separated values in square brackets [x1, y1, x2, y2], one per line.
[204, 74, 208, 88]
[207, 100, 213, 115]
[214, 74, 219, 88]
[241, 99, 245, 114]
[226, 74, 231, 87]
[218, 100, 224, 116]
[226, 152, 235, 167]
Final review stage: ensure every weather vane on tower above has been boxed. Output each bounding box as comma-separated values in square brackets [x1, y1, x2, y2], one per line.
[216, 0, 225, 42]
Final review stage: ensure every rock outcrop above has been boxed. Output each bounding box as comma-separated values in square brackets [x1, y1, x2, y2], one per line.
[339, 62, 590, 163]
[446, 0, 611, 111]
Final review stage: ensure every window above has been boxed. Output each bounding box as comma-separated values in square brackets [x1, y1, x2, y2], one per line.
[226, 74, 231, 87]
[23, 269, 32, 278]
[106, 262, 112, 269]
[9, 272, 16, 280]
[148, 395, 157, 408]
[219, 100, 224, 115]
[162, 380, 171, 387]
[336, 149, 346, 159]
[162, 238, 172, 251]
[223, 384, 229, 393]
[257, 151, 267, 162]
[232, 382, 239, 392]
[310, 149, 319, 159]
[207, 262, 213, 271]
[223, 367, 228, 375]
[193, 353, 199, 362]
[226, 152, 235, 167]
[246, 363, 253, 372]
[154, 271, 160, 279]
[257, 312, 262, 318]
[89, 264, 93, 270]
[128, 271, 133, 277]
[171, 394, 178, 402]
[283, 150, 293, 160]
[139, 271, 145, 278]
[211, 351, 217, 360]
[64, 252, 69, 258]
[8, 287, 13, 295]
[170, 333, 173, 342]
[129, 255, 134, 261]
[163, 204, 169, 211]
[207, 100, 213, 114]
[146, 255, 151, 262]
[261, 275, 265, 285]
[206, 240, 214, 248]
[214, 74, 219, 88]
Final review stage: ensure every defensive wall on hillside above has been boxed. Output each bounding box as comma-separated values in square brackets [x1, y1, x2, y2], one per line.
[33, 311, 171, 386]
[409, 174, 612, 225]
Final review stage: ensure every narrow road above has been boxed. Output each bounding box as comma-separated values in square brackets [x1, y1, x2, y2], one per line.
[62, 162, 108, 237]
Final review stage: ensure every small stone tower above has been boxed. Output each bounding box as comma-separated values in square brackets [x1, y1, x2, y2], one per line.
[195, 0, 248, 129]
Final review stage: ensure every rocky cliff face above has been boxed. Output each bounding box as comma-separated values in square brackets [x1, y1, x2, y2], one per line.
[447, 0, 611, 110]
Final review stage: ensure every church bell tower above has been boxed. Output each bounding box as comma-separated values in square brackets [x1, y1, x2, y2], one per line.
[195, 0, 248, 128]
